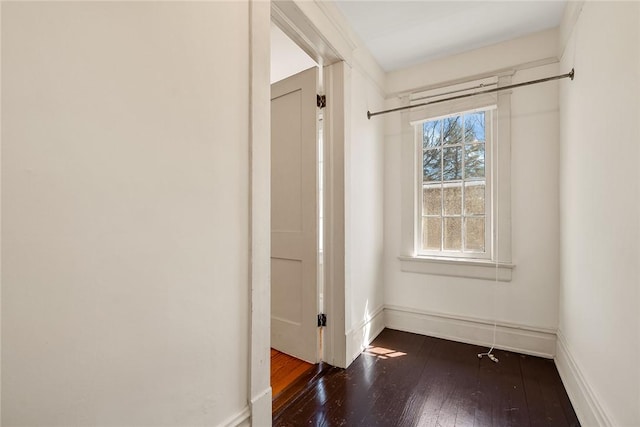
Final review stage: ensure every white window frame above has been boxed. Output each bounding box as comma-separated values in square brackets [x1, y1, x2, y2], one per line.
[413, 106, 495, 260]
[398, 75, 514, 281]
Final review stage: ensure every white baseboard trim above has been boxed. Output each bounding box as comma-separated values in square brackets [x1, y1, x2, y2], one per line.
[218, 405, 251, 427]
[555, 330, 612, 427]
[346, 305, 385, 365]
[384, 305, 557, 358]
[248, 386, 272, 427]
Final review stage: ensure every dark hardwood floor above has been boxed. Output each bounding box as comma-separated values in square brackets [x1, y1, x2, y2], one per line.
[274, 328, 580, 427]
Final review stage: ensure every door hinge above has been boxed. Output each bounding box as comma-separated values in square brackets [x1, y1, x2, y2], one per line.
[317, 94, 326, 109]
[317, 313, 327, 327]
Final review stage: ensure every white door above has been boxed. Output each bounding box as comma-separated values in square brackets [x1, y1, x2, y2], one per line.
[271, 67, 319, 364]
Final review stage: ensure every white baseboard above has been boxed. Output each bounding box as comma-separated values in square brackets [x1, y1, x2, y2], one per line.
[555, 330, 612, 427]
[346, 306, 385, 365]
[384, 305, 557, 358]
[217, 405, 251, 427]
[247, 386, 272, 427]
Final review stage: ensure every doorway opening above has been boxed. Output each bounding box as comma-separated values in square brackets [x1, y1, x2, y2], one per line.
[270, 19, 324, 380]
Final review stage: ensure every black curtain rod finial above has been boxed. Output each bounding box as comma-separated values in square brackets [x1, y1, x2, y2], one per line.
[570, 68, 575, 80]
[367, 110, 372, 120]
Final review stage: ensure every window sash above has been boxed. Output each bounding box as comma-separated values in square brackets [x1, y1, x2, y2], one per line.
[414, 107, 495, 259]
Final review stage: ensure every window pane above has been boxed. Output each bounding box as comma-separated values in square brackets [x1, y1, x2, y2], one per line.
[464, 112, 485, 143]
[422, 217, 441, 251]
[443, 147, 462, 181]
[444, 217, 462, 251]
[423, 186, 441, 215]
[465, 217, 485, 251]
[443, 185, 461, 215]
[422, 120, 441, 148]
[423, 148, 441, 181]
[465, 183, 485, 215]
[442, 116, 463, 146]
[464, 143, 485, 179]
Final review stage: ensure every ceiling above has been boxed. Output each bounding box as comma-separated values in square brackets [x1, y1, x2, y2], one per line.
[334, 1, 567, 72]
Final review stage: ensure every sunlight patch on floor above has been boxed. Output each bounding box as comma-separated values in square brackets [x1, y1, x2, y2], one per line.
[364, 345, 407, 359]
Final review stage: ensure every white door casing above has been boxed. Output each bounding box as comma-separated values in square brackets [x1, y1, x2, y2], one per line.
[271, 67, 319, 364]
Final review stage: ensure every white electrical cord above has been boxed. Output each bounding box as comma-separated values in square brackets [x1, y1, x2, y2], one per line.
[478, 106, 499, 364]
[477, 309, 499, 362]
[477, 286, 499, 362]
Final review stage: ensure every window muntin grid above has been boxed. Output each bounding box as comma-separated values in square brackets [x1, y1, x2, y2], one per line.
[416, 108, 494, 257]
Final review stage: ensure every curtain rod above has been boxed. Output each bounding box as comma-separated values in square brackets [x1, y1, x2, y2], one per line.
[367, 68, 574, 120]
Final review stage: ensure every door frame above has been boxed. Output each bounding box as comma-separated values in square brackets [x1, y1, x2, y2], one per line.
[248, 0, 351, 423]
[270, 1, 349, 368]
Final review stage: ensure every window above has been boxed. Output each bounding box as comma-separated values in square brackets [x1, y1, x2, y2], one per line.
[417, 108, 494, 259]
[398, 76, 513, 281]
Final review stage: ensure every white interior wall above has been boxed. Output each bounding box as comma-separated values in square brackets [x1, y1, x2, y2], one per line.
[1, 3, 252, 424]
[557, 2, 640, 425]
[383, 30, 562, 355]
[345, 60, 386, 363]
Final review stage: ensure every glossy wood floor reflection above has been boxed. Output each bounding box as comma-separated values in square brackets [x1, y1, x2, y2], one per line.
[274, 329, 580, 427]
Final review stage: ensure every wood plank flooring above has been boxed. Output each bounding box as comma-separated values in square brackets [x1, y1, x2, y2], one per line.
[274, 328, 580, 427]
[271, 348, 314, 398]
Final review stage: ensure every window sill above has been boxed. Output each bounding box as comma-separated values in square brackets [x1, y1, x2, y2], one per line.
[398, 255, 514, 282]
